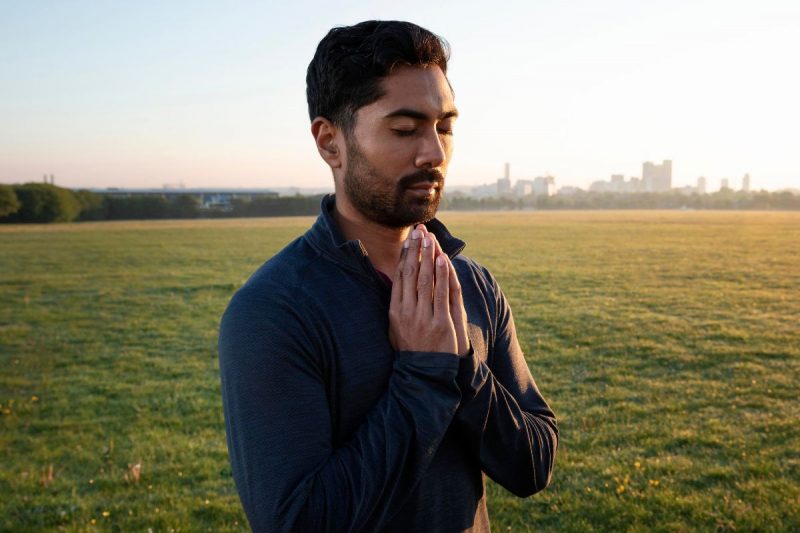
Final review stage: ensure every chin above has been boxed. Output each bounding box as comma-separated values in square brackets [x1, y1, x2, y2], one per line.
[410, 198, 441, 224]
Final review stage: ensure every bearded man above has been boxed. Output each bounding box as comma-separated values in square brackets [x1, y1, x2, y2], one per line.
[219, 20, 558, 532]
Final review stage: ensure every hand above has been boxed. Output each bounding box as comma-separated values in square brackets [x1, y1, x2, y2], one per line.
[427, 228, 469, 357]
[389, 225, 458, 354]
[445, 250, 470, 357]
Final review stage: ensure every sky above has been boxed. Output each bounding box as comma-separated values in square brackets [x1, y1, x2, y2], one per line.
[1, 0, 798, 192]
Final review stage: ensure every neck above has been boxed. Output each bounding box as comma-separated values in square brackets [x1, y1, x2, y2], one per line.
[333, 195, 411, 276]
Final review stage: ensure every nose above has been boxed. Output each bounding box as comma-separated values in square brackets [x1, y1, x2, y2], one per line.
[415, 128, 448, 169]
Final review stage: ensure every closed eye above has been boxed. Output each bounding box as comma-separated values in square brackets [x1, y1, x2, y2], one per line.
[392, 129, 416, 137]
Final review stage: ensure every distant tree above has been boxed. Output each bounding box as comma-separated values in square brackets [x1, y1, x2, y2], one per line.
[75, 189, 106, 220]
[231, 194, 323, 217]
[103, 196, 171, 220]
[170, 194, 200, 218]
[0, 184, 21, 218]
[8, 183, 81, 222]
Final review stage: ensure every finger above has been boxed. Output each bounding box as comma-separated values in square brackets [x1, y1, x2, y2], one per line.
[447, 257, 470, 355]
[433, 254, 451, 320]
[391, 238, 410, 308]
[416, 233, 436, 315]
[401, 228, 423, 305]
[447, 256, 463, 306]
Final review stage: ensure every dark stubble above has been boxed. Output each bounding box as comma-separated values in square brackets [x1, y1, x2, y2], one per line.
[343, 137, 444, 229]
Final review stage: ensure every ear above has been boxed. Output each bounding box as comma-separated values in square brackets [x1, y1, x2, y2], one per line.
[311, 117, 344, 170]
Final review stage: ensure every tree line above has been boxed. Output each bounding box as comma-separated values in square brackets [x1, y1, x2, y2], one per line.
[0, 183, 329, 223]
[1, 182, 799, 223]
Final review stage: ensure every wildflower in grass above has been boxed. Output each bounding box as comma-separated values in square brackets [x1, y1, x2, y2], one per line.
[31, 396, 38, 402]
[649, 479, 661, 487]
[41, 464, 54, 486]
[125, 462, 141, 483]
[616, 485, 625, 494]
[634, 461, 641, 469]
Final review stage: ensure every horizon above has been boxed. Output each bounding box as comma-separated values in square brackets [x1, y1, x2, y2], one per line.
[2, 1, 798, 192]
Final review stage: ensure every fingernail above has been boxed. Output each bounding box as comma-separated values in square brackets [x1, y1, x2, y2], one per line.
[423, 237, 430, 248]
[436, 256, 445, 267]
[403, 239, 410, 249]
[412, 230, 421, 239]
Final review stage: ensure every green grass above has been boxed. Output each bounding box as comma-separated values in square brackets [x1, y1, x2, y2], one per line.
[1, 211, 798, 531]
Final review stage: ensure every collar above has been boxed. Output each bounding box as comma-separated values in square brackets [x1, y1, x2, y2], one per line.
[304, 194, 466, 274]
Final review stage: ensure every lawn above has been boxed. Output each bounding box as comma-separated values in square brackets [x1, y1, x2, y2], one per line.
[1, 211, 798, 531]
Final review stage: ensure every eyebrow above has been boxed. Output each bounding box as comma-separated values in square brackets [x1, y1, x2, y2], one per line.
[384, 108, 459, 121]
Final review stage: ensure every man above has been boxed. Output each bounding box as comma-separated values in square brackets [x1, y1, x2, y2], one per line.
[219, 20, 557, 532]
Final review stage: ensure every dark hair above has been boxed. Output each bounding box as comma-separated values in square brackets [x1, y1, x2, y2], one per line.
[306, 20, 450, 132]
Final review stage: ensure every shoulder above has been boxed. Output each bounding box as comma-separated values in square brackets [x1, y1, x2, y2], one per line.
[219, 235, 322, 353]
[217, 235, 332, 382]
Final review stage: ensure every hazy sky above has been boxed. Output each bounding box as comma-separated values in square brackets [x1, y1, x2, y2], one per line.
[2, 0, 798, 192]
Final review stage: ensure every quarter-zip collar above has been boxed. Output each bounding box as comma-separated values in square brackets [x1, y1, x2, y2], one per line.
[305, 194, 466, 276]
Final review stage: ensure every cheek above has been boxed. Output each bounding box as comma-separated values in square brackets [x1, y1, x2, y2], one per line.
[443, 138, 454, 158]
[360, 137, 413, 169]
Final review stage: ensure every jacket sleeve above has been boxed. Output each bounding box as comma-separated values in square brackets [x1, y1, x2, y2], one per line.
[218, 286, 462, 532]
[454, 269, 558, 497]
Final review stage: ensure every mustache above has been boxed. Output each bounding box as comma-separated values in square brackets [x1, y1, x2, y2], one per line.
[397, 168, 445, 189]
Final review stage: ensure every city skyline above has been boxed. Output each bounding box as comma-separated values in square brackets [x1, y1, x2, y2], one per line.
[62, 159, 769, 199]
[2, 1, 799, 192]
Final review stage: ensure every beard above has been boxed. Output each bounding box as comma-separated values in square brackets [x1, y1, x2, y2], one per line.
[343, 138, 444, 229]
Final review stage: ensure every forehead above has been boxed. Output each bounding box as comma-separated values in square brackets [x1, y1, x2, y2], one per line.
[359, 66, 456, 120]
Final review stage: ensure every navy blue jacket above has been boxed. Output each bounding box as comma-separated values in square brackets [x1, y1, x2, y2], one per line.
[219, 195, 558, 532]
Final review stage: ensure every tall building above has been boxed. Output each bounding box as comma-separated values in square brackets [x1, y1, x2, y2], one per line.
[742, 173, 751, 192]
[720, 178, 730, 191]
[533, 176, 556, 197]
[642, 160, 672, 192]
[497, 162, 511, 195]
[697, 176, 707, 195]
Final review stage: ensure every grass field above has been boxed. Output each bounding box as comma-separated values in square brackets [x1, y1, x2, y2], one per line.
[1, 211, 798, 532]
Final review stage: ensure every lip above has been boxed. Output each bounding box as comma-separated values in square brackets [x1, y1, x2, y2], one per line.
[407, 182, 438, 191]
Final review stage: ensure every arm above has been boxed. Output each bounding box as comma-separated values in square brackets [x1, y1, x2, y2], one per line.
[219, 229, 463, 532]
[450, 263, 559, 497]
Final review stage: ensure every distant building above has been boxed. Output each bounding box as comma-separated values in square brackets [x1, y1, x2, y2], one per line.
[697, 176, 707, 195]
[470, 183, 498, 198]
[532, 176, 556, 197]
[514, 179, 534, 196]
[642, 160, 672, 192]
[589, 180, 607, 192]
[720, 178, 730, 191]
[589, 174, 642, 193]
[497, 162, 511, 195]
[557, 186, 582, 196]
[468, 164, 556, 198]
[742, 173, 751, 192]
[609, 174, 625, 192]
